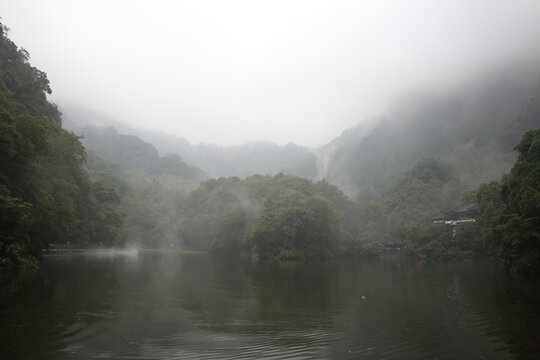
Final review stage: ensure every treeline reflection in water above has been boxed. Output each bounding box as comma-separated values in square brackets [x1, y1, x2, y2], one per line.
[1, 251, 539, 359]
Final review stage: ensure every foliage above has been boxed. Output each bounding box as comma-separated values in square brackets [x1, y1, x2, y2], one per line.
[177, 174, 345, 258]
[411, 129, 540, 270]
[118, 179, 186, 248]
[63, 123, 214, 249]
[0, 22, 122, 269]
[405, 224, 453, 260]
[380, 158, 461, 224]
[246, 193, 338, 259]
[470, 181, 505, 250]
[491, 129, 540, 273]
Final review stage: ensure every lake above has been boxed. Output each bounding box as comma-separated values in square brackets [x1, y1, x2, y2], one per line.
[1, 250, 539, 359]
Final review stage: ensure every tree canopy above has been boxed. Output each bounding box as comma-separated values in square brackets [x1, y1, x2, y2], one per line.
[492, 129, 540, 272]
[0, 22, 122, 269]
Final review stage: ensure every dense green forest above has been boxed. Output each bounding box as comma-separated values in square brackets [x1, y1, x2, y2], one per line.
[0, 23, 122, 269]
[177, 175, 356, 258]
[1, 21, 539, 273]
[66, 126, 206, 248]
[490, 129, 540, 272]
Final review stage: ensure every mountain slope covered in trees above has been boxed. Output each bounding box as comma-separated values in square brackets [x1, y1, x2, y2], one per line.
[322, 70, 540, 197]
[0, 23, 122, 269]
[64, 121, 209, 190]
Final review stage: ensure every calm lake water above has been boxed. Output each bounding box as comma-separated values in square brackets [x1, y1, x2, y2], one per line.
[1, 250, 539, 359]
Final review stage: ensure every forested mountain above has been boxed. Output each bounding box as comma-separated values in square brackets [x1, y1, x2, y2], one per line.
[490, 129, 540, 272]
[63, 121, 208, 190]
[307, 70, 539, 271]
[56, 121, 214, 247]
[0, 23, 122, 269]
[61, 103, 319, 179]
[321, 69, 540, 197]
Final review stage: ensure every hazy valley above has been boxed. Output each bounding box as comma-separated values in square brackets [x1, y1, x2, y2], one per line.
[1, 3, 540, 357]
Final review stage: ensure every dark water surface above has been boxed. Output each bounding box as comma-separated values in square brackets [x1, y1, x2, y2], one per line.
[1, 251, 540, 359]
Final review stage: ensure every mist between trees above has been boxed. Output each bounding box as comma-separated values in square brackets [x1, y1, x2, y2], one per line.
[1, 21, 539, 273]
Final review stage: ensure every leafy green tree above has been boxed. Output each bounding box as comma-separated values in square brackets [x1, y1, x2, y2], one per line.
[177, 174, 343, 257]
[380, 158, 460, 223]
[0, 21, 123, 269]
[314, 179, 357, 244]
[0, 183, 34, 268]
[89, 182, 122, 246]
[492, 129, 540, 272]
[406, 224, 453, 260]
[246, 192, 338, 259]
[213, 205, 248, 253]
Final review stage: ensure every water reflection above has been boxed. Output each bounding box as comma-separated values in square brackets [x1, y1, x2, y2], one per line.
[0, 251, 539, 359]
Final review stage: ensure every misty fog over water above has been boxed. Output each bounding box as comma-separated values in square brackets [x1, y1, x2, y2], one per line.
[1, 1, 540, 359]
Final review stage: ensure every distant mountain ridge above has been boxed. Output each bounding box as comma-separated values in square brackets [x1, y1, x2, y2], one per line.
[63, 120, 209, 189]
[61, 65, 540, 198]
[61, 104, 319, 180]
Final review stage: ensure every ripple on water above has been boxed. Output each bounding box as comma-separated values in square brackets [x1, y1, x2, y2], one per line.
[2, 255, 539, 359]
[133, 327, 336, 360]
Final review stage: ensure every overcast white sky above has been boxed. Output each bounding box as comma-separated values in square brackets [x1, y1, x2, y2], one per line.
[2, 0, 540, 147]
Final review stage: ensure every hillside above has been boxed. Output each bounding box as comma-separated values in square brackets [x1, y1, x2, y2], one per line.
[0, 23, 123, 268]
[321, 68, 540, 196]
[63, 120, 209, 190]
[60, 103, 319, 179]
